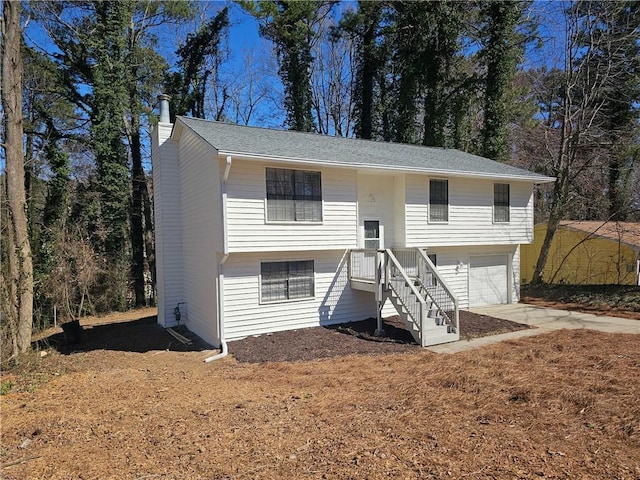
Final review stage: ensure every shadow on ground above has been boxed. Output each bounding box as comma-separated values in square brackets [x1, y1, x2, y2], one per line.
[327, 316, 416, 344]
[35, 316, 211, 355]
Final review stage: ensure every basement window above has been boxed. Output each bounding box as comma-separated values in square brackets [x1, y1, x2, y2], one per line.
[260, 260, 315, 302]
[266, 168, 322, 222]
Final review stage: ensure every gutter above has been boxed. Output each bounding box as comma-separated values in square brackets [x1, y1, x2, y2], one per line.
[204, 156, 232, 363]
[217, 150, 555, 184]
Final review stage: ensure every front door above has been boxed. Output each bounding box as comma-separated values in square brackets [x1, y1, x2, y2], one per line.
[362, 220, 383, 280]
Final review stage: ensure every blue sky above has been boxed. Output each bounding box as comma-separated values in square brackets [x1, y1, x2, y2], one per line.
[4, 0, 568, 173]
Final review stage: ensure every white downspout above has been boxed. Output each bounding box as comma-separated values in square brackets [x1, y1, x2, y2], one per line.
[204, 156, 232, 363]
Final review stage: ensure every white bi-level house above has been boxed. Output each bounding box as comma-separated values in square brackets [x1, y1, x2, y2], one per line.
[151, 101, 553, 350]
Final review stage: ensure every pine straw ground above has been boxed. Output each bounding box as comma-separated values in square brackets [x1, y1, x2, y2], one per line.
[1, 313, 639, 479]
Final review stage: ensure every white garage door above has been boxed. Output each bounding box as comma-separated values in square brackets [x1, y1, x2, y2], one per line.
[469, 255, 509, 306]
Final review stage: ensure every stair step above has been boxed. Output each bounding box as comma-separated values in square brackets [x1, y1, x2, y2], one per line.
[387, 281, 458, 347]
[423, 324, 449, 334]
[422, 331, 460, 347]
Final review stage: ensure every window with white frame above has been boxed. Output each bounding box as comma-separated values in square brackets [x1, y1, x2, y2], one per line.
[260, 260, 315, 302]
[266, 168, 322, 222]
[429, 179, 448, 222]
[494, 183, 510, 223]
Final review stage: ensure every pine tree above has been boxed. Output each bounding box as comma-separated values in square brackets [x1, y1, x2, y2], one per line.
[420, 0, 466, 148]
[88, 0, 135, 310]
[164, 7, 229, 120]
[479, 1, 528, 162]
[347, 1, 383, 140]
[343, 1, 474, 147]
[391, 1, 424, 144]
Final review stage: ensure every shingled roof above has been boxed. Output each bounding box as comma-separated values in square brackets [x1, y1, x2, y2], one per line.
[175, 117, 554, 183]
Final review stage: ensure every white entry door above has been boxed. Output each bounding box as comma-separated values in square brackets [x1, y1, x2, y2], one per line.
[360, 220, 383, 280]
[469, 255, 509, 306]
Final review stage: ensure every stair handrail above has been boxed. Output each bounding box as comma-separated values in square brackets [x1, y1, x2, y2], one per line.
[384, 249, 427, 345]
[415, 248, 459, 334]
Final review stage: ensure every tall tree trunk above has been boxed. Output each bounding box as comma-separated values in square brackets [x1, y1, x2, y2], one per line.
[2, 0, 34, 356]
[607, 158, 625, 220]
[421, 1, 463, 148]
[1, 192, 20, 358]
[90, 0, 135, 311]
[126, 56, 147, 308]
[143, 180, 155, 306]
[392, 3, 419, 144]
[356, 1, 380, 140]
[531, 173, 570, 285]
[129, 110, 147, 307]
[481, 1, 521, 162]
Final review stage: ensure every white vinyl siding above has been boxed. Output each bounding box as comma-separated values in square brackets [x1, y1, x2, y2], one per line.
[151, 123, 183, 328]
[405, 175, 533, 246]
[177, 127, 222, 345]
[223, 250, 376, 340]
[356, 173, 397, 248]
[226, 159, 357, 252]
[393, 175, 406, 247]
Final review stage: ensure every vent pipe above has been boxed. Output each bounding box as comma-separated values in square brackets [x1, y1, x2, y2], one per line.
[158, 94, 171, 123]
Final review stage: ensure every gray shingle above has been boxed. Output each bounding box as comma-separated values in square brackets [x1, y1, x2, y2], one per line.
[177, 117, 553, 183]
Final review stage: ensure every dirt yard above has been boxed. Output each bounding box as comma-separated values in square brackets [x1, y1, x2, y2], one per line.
[1, 307, 639, 479]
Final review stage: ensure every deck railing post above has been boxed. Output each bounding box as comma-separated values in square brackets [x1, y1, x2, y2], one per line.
[375, 250, 384, 336]
[384, 250, 390, 289]
[420, 302, 427, 347]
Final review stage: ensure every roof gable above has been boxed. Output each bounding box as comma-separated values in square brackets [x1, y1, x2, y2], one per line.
[174, 117, 554, 183]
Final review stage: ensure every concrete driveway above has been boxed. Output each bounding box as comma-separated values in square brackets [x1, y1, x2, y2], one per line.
[428, 303, 640, 354]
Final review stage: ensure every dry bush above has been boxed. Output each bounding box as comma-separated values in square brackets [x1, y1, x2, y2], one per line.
[40, 231, 101, 322]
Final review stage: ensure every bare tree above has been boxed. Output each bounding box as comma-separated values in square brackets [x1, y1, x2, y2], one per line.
[224, 50, 275, 126]
[530, 0, 638, 284]
[311, 20, 355, 137]
[1, 0, 34, 359]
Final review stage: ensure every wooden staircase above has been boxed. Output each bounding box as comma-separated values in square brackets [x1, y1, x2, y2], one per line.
[384, 249, 459, 347]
